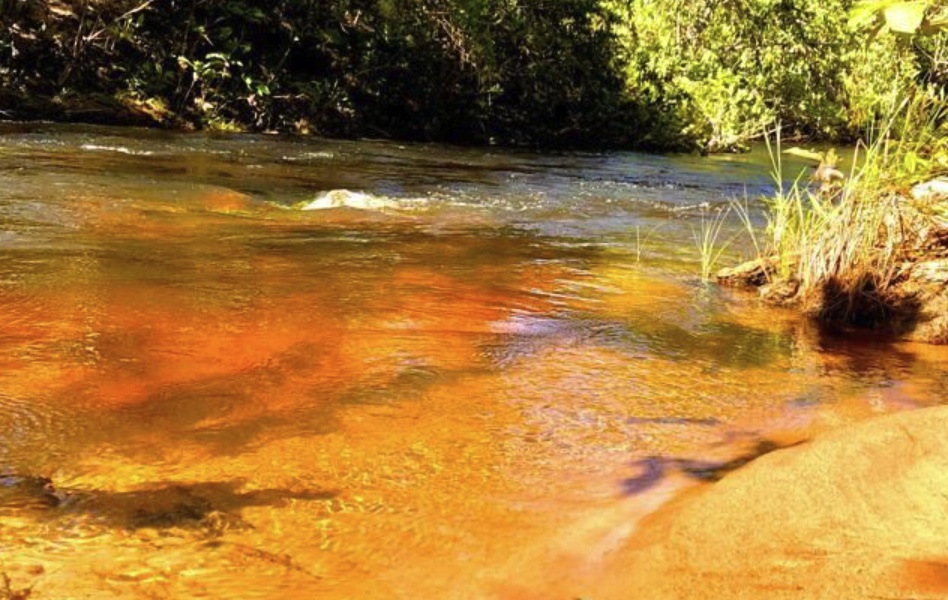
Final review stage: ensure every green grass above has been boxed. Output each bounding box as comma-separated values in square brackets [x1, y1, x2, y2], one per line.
[634, 223, 665, 263]
[692, 206, 735, 281]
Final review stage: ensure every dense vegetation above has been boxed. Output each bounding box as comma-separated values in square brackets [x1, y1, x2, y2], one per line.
[0, 0, 945, 150]
[610, 0, 930, 151]
[0, 0, 632, 146]
[709, 1, 948, 341]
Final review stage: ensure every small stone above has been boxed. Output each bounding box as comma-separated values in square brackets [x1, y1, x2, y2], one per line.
[716, 258, 772, 287]
[912, 178, 948, 201]
[760, 278, 800, 306]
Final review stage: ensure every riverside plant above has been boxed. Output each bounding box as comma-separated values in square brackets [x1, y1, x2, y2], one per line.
[634, 223, 665, 262]
[692, 205, 735, 281]
[747, 93, 948, 321]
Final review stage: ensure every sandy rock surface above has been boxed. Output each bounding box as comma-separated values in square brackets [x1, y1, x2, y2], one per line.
[595, 406, 948, 599]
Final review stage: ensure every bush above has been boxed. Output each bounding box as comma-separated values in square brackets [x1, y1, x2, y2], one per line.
[0, 0, 635, 146]
[607, 0, 927, 152]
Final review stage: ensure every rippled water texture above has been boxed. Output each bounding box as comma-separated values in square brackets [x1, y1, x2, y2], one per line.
[0, 124, 946, 599]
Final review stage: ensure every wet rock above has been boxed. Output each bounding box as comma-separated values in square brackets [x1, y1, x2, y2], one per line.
[912, 178, 948, 202]
[759, 278, 799, 306]
[715, 256, 802, 305]
[299, 190, 403, 211]
[602, 406, 948, 600]
[715, 258, 773, 288]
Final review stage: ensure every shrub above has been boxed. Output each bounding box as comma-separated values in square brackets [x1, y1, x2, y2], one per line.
[607, 0, 927, 152]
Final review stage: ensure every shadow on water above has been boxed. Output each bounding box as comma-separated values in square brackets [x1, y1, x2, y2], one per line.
[0, 475, 336, 533]
[621, 439, 806, 495]
[0, 222, 601, 467]
[93, 338, 502, 461]
[629, 318, 797, 369]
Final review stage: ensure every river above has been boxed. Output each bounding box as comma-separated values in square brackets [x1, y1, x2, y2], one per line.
[0, 123, 945, 599]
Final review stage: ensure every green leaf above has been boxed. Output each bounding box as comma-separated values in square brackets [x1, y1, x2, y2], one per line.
[904, 150, 918, 173]
[849, 0, 898, 29]
[883, 2, 928, 33]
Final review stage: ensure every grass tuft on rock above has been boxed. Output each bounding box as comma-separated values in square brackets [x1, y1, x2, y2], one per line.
[720, 93, 948, 340]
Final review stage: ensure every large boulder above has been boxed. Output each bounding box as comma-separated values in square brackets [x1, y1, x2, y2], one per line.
[598, 406, 948, 599]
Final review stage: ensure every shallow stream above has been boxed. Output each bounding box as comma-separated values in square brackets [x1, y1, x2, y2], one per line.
[0, 123, 945, 599]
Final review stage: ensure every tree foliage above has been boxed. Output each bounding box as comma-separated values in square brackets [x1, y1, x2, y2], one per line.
[0, 0, 633, 146]
[607, 0, 933, 151]
[0, 0, 945, 150]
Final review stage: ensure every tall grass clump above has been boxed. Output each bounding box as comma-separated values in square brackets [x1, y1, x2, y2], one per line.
[692, 206, 734, 281]
[758, 93, 948, 322]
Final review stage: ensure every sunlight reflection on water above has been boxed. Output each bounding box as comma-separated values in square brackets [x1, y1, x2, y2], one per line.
[0, 124, 946, 599]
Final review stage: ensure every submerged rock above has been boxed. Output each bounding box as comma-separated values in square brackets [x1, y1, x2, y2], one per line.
[0, 473, 59, 509]
[600, 406, 948, 599]
[299, 190, 406, 212]
[716, 258, 802, 308]
[0, 571, 32, 600]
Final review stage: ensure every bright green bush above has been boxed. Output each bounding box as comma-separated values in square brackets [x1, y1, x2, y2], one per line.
[607, 0, 926, 151]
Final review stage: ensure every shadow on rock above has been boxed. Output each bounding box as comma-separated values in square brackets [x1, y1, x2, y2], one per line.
[621, 439, 805, 495]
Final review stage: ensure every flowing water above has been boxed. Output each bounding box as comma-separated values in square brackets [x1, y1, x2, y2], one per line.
[0, 123, 946, 599]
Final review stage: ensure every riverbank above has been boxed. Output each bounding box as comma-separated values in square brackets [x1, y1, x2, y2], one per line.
[716, 94, 948, 344]
[717, 195, 948, 344]
[0, 90, 183, 129]
[0, 0, 636, 148]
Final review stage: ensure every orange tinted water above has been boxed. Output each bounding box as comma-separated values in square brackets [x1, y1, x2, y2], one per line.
[0, 124, 946, 599]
